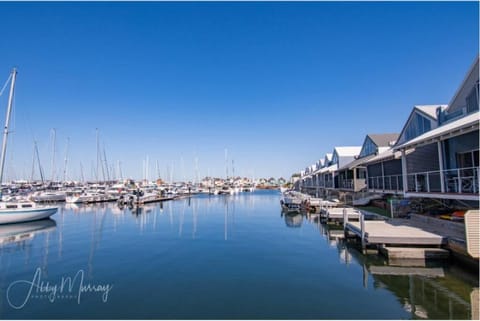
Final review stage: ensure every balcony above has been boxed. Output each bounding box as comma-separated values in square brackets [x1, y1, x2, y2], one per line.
[339, 178, 367, 192]
[407, 167, 479, 196]
[368, 175, 403, 193]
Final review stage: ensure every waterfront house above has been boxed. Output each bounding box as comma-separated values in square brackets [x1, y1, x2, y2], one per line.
[337, 133, 398, 192]
[313, 147, 361, 196]
[393, 57, 479, 202]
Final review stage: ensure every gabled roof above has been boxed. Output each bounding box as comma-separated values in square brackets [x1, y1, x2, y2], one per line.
[364, 148, 416, 165]
[395, 105, 447, 147]
[394, 111, 479, 150]
[338, 154, 376, 171]
[324, 153, 333, 161]
[365, 149, 396, 164]
[414, 105, 446, 120]
[334, 146, 361, 157]
[367, 133, 399, 147]
[318, 164, 337, 174]
[447, 56, 479, 113]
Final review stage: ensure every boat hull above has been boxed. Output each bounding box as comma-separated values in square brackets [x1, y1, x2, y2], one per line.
[0, 207, 58, 225]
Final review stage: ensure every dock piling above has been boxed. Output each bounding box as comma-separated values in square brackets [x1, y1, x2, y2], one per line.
[360, 212, 366, 252]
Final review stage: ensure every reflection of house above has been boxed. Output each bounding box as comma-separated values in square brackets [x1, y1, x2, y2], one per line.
[393, 57, 479, 201]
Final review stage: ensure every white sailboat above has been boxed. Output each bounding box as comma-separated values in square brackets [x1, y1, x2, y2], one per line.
[0, 68, 58, 224]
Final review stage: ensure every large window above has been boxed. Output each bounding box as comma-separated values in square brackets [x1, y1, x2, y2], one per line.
[457, 149, 480, 168]
[331, 152, 338, 165]
[404, 113, 431, 142]
[466, 82, 479, 114]
[359, 137, 377, 158]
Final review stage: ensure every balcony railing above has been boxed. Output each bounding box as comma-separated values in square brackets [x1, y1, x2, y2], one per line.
[368, 175, 403, 192]
[407, 167, 479, 194]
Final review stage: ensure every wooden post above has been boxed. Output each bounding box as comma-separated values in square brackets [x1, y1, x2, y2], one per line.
[343, 207, 348, 230]
[360, 212, 366, 252]
[437, 141, 445, 193]
[457, 168, 462, 193]
[401, 149, 408, 194]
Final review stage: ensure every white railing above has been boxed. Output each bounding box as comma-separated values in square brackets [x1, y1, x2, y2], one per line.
[339, 178, 367, 191]
[340, 179, 354, 190]
[407, 166, 479, 194]
[368, 174, 403, 192]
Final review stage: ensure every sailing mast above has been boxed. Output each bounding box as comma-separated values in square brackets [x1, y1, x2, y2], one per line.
[62, 137, 70, 182]
[50, 128, 56, 183]
[0, 68, 17, 186]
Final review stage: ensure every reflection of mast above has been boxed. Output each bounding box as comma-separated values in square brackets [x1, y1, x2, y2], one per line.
[168, 201, 173, 229]
[192, 198, 197, 239]
[224, 198, 228, 240]
[58, 206, 64, 259]
[153, 203, 157, 231]
[179, 199, 186, 237]
[88, 206, 107, 278]
[41, 229, 50, 277]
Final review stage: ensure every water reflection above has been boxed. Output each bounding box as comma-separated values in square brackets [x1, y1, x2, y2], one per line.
[0, 219, 56, 248]
[0, 192, 477, 319]
[282, 211, 303, 228]
[301, 211, 479, 320]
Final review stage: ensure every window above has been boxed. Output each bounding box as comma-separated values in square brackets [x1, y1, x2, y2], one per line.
[466, 82, 479, 114]
[331, 152, 338, 165]
[359, 137, 377, 158]
[404, 113, 432, 142]
[457, 149, 479, 168]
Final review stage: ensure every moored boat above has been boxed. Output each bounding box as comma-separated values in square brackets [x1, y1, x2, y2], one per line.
[0, 69, 58, 224]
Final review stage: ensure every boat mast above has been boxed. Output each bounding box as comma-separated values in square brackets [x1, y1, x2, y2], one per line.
[63, 137, 69, 182]
[50, 128, 56, 183]
[0, 68, 17, 186]
[95, 128, 99, 182]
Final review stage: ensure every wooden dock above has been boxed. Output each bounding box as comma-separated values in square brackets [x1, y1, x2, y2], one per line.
[345, 220, 446, 246]
[321, 207, 361, 222]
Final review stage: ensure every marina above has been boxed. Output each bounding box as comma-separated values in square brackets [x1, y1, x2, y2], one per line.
[0, 190, 478, 319]
[0, 2, 477, 320]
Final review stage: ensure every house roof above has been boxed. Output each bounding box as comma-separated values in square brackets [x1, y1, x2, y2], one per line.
[338, 154, 376, 171]
[414, 105, 446, 120]
[333, 146, 361, 157]
[318, 164, 337, 174]
[324, 153, 333, 161]
[364, 149, 397, 164]
[367, 133, 399, 147]
[394, 111, 479, 151]
[447, 56, 479, 113]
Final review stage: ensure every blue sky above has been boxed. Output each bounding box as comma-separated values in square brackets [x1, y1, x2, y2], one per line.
[0, 1, 478, 182]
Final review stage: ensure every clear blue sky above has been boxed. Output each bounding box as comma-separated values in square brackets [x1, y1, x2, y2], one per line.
[0, 1, 478, 182]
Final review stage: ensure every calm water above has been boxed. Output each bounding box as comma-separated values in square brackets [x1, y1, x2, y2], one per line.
[0, 190, 477, 319]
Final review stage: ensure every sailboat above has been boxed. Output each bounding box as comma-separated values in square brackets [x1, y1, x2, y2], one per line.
[0, 68, 58, 224]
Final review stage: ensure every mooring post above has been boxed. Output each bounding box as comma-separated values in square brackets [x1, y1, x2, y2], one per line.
[360, 212, 366, 252]
[343, 207, 348, 230]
